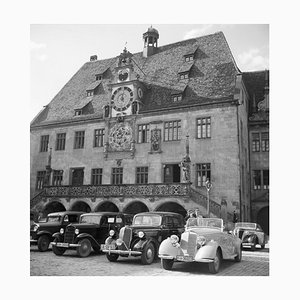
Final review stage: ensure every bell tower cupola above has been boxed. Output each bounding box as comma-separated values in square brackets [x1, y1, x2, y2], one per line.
[143, 26, 159, 58]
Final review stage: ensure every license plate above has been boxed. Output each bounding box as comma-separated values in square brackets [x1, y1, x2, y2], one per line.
[176, 255, 193, 262]
[56, 242, 69, 248]
[101, 244, 116, 250]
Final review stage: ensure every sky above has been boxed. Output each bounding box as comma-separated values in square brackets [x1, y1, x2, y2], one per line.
[30, 24, 269, 120]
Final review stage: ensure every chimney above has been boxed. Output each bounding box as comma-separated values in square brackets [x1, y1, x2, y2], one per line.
[90, 55, 98, 61]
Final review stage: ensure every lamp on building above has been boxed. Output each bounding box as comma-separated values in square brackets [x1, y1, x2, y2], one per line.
[205, 179, 212, 217]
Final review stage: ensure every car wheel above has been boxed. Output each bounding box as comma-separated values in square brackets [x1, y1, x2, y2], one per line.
[208, 249, 222, 274]
[37, 235, 50, 252]
[161, 259, 174, 270]
[235, 246, 242, 262]
[76, 238, 92, 257]
[141, 243, 155, 265]
[106, 253, 119, 262]
[52, 238, 66, 256]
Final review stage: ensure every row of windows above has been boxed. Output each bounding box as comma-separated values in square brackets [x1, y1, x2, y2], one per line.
[39, 118, 211, 152]
[252, 132, 269, 152]
[36, 164, 210, 190]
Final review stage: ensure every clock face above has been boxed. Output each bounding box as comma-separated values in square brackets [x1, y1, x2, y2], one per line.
[111, 86, 134, 112]
[109, 123, 133, 151]
[118, 69, 129, 81]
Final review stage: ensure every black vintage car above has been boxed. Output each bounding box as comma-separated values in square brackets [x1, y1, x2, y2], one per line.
[101, 212, 185, 264]
[51, 212, 132, 257]
[30, 211, 84, 252]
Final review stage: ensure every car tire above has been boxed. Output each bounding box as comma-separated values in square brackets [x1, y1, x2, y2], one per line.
[141, 243, 155, 265]
[106, 253, 119, 262]
[208, 249, 222, 274]
[161, 259, 174, 270]
[37, 235, 50, 252]
[52, 238, 66, 256]
[76, 238, 92, 258]
[235, 246, 242, 262]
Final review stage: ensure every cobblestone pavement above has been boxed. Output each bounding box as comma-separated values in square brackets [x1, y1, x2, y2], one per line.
[30, 245, 269, 276]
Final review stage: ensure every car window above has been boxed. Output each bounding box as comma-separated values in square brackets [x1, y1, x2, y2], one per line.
[133, 215, 161, 226]
[163, 216, 173, 227]
[116, 217, 123, 224]
[68, 215, 79, 223]
[173, 217, 181, 228]
[47, 216, 61, 223]
[80, 215, 101, 224]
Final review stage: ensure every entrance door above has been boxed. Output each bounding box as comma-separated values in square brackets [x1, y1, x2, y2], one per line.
[164, 164, 180, 183]
[71, 168, 84, 186]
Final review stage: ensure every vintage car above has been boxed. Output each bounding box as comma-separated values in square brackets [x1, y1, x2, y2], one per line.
[158, 217, 242, 274]
[30, 211, 84, 252]
[233, 222, 266, 250]
[51, 212, 132, 257]
[101, 212, 185, 265]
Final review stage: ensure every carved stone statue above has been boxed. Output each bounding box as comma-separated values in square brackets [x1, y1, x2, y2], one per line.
[150, 128, 161, 152]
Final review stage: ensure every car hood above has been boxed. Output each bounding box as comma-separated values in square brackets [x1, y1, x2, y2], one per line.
[31, 222, 61, 230]
[69, 223, 99, 229]
[187, 227, 222, 236]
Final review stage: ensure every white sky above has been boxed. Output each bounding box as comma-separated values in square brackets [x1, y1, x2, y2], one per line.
[30, 24, 269, 120]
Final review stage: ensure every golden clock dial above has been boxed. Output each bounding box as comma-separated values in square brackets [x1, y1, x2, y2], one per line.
[111, 86, 134, 112]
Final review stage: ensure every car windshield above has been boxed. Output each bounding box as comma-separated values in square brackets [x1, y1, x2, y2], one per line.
[80, 215, 101, 224]
[186, 217, 223, 229]
[133, 215, 162, 226]
[235, 222, 256, 229]
[47, 216, 61, 223]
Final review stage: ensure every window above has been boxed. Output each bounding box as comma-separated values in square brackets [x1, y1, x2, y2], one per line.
[180, 72, 189, 80]
[36, 171, 46, 190]
[185, 55, 194, 62]
[94, 129, 105, 147]
[261, 132, 269, 152]
[74, 131, 85, 149]
[253, 170, 261, 190]
[196, 163, 211, 187]
[52, 170, 63, 186]
[252, 133, 260, 152]
[74, 110, 82, 116]
[87, 90, 93, 97]
[112, 168, 123, 184]
[172, 94, 182, 102]
[136, 167, 148, 184]
[164, 120, 181, 141]
[197, 117, 211, 139]
[137, 124, 150, 143]
[91, 168, 103, 185]
[263, 170, 269, 189]
[55, 133, 66, 151]
[40, 135, 49, 152]
[95, 74, 102, 81]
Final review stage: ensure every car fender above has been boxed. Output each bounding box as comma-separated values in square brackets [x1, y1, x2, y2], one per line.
[52, 232, 61, 239]
[133, 237, 157, 252]
[158, 237, 180, 258]
[36, 230, 52, 238]
[75, 233, 98, 247]
[194, 240, 219, 261]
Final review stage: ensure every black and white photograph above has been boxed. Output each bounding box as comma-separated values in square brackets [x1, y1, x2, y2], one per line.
[30, 23, 269, 276]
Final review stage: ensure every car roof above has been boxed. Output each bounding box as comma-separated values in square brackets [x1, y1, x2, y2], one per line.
[47, 211, 84, 217]
[134, 211, 182, 217]
[80, 212, 126, 216]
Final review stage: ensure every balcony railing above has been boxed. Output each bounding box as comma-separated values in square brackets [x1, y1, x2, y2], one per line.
[44, 183, 191, 198]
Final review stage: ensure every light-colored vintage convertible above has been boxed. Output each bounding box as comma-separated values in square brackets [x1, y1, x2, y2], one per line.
[158, 217, 242, 273]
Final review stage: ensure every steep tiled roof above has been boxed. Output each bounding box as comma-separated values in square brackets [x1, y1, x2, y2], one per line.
[31, 31, 238, 126]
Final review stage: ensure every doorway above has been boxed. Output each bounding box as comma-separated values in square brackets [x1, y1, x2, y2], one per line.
[71, 168, 84, 186]
[163, 164, 180, 183]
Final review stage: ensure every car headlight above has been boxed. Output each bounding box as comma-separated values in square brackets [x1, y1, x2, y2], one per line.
[170, 235, 180, 247]
[60, 228, 64, 234]
[116, 238, 123, 246]
[109, 230, 115, 237]
[75, 229, 79, 235]
[138, 231, 145, 238]
[33, 224, 39, 232]
[196, 236, 206, 247]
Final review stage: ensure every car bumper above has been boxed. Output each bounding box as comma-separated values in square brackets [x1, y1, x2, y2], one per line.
[159, 254, 213, 263]
[51, 242, 80, 248]
[101, 248, 142, 256]
[30, 239, 37, 244]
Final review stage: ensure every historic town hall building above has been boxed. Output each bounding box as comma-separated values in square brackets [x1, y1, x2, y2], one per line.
[30, 27, 269, 233]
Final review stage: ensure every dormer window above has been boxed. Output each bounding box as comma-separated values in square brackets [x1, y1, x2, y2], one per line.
[74, 109, 82, 116]
[95, 74, 102, 81]
[180, 72, 189, 80]
[185, 55, 194, 62]
[173, 94, 182, 102]
[87, 90, 94, 97]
